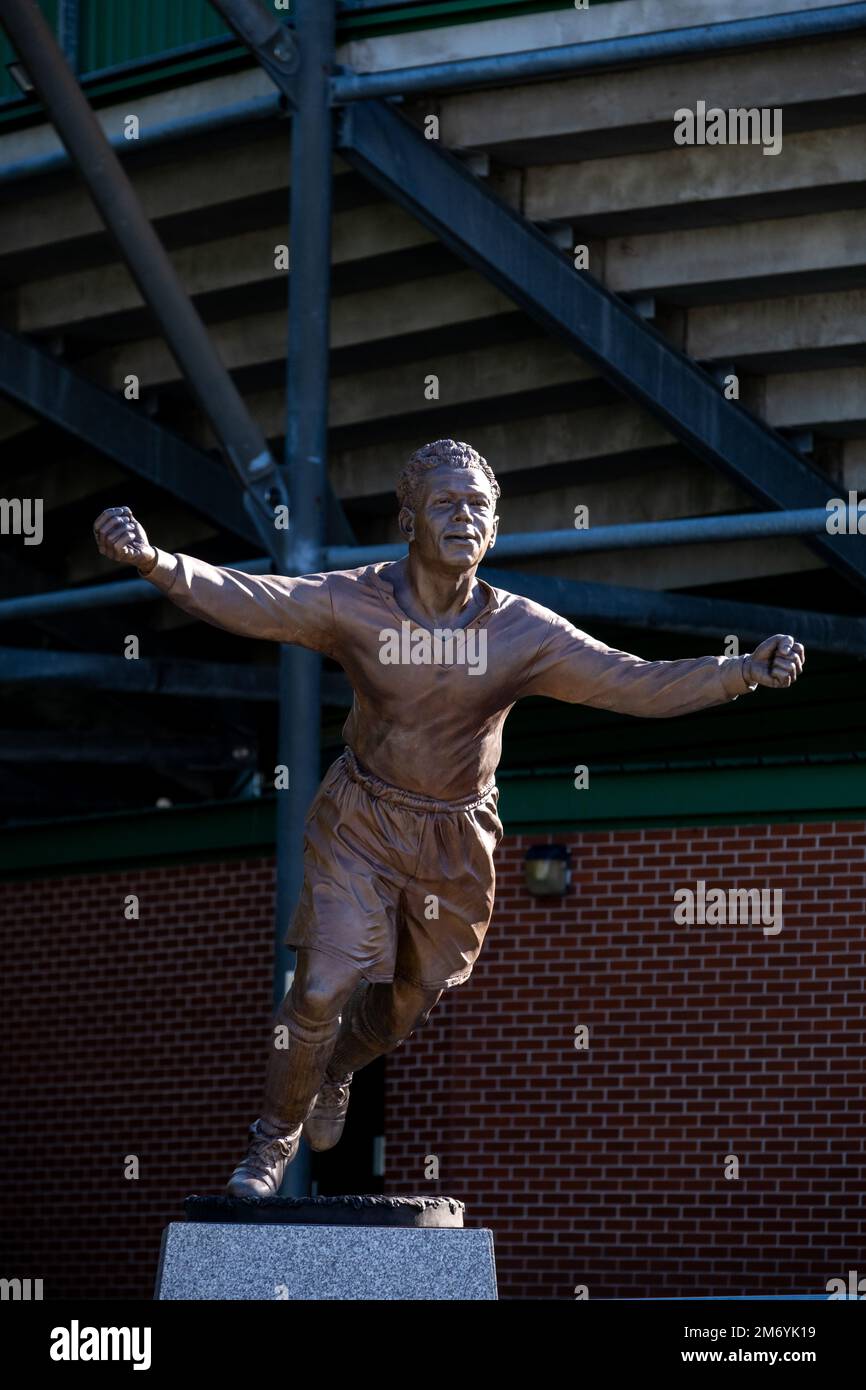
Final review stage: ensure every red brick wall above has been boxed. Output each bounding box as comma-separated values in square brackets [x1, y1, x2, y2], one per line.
[1, 823, 863, 1300]
[0, 859, 277, 1301]
[383, 823, 866, 1299]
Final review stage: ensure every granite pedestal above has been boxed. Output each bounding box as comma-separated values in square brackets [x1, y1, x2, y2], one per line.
[155, 1195, 497, 1300]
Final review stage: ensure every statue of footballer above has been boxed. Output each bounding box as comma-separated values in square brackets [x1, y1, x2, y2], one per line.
[93, 439, 804, 1196]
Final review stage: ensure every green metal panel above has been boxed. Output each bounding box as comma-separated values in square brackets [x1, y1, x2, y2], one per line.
[0, 796, 278, 879]
[338, 1, 631, 40]
[76, 0, 229, 75]
[0, 0, 58, 101]
[0, 0, 232, 103]
[338, 2, 584, 40]
[1, 761, 864, 879]
[498, 760, 866, 833]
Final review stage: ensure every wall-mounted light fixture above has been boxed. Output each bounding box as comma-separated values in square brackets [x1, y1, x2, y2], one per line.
[523, 844, 571, 897]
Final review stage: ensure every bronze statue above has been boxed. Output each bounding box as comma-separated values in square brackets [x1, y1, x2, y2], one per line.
[93, 439, 804, 1197]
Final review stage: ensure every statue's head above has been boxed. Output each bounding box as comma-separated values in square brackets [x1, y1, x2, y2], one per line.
[396, 439, 500, 571]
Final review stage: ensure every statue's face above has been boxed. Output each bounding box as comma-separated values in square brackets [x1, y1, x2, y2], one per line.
[402, 465, 499, 570]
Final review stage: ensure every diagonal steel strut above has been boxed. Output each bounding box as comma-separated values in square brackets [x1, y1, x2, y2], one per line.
[335, 99, 866, 595]
[208, 0, 299, 106]
[0, 0, 286, 562]
[0, 328, 260, 547]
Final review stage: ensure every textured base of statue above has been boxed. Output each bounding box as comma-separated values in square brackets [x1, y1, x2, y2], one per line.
[155, 1195, 497, 1300]
[185, 1193, 465, 1227]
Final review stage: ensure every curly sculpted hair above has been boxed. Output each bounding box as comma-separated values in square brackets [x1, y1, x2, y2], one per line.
[396, 439, 501, 512]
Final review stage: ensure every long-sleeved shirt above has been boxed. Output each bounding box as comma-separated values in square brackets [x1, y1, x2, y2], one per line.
[142, 550, 756, 801]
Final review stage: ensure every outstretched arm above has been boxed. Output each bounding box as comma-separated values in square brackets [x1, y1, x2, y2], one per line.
[93, 506, 337, 654]
[520, 611, 804, 717]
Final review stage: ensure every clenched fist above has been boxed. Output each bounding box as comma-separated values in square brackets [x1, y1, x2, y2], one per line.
[744, 634, 804, 690]
[93, 506, 157, 573]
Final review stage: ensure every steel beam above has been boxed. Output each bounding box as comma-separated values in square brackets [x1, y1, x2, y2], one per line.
[0, 326, 356, 563]
[57, 0, 79, 73]
[0, 0, 284, 556]
[0, 648, 277, 699]
[0, 328, 260, 547]
[0, 94, 284, 186]
[482, 567, 866, 658]
[0, 731, 257, 766]
[0, 647, 351, 703]
[331, 3, 866, 101]
[337, 98, 866, 594]
[327, 508, 839, 568]
[0, 496, 837, 625]
[207, 0, 299, 106]
[3, 557, 861, 653]
[5, 5, 866, 184]
[275, 0, 335, 1197]
[206, 0, 336, 1190]
[0, 559, 270, 623]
